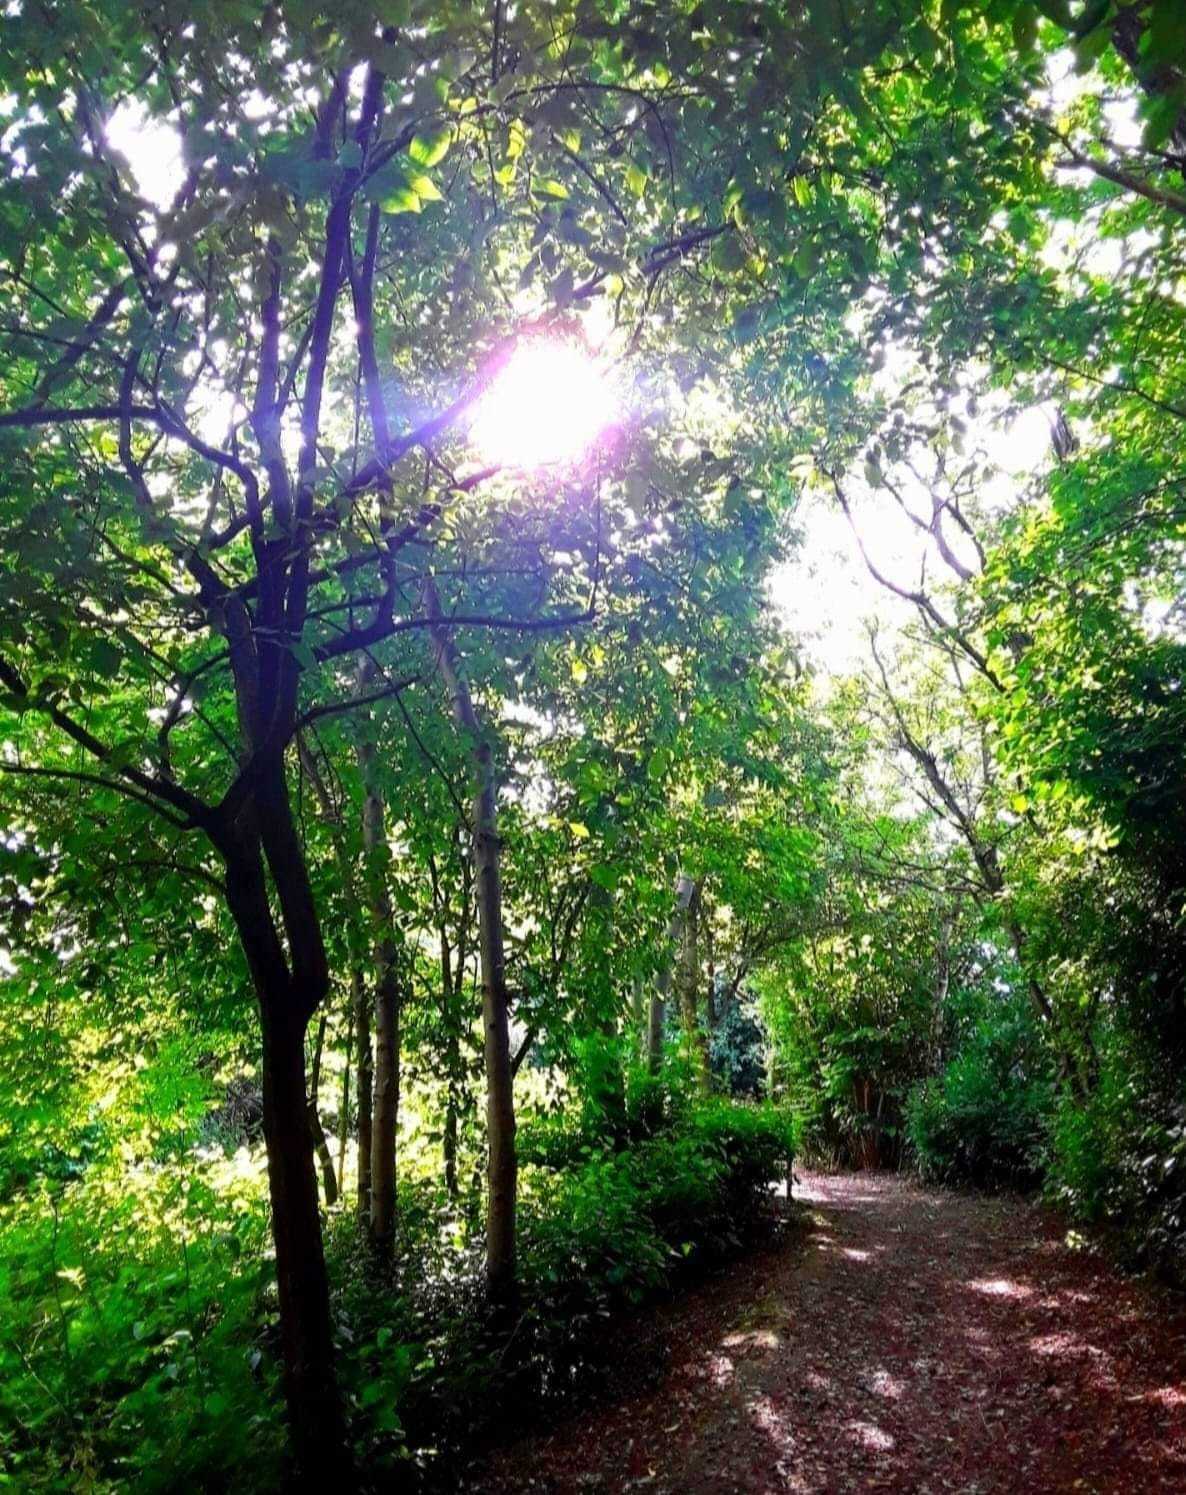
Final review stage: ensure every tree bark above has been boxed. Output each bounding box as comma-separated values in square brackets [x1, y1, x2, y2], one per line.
[295, 730, 372, 1223]
[649, 875, 696, 1073]
[308, 1011, 339, 1207]
[931, 909, 953, 1067]
[440, 925, 461, 1199]
[337, 1000, 353, 1188]
[649, 962, 667, 1082]
[443, 1080, 460, 1199]
[676, 878, 710, 1089]
[647, 966, 668, 1073]
[222, 825, 346, 1487]
[426, 580, 516, 1303]
[356, 675, 401, 1256]
[354, 964, 373, 1222]
[704, 910, 717, 1032]
[259, 1002, 344, 1486]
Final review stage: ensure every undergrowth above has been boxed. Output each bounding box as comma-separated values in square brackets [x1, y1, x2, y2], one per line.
[0, 1050, 795, 1491]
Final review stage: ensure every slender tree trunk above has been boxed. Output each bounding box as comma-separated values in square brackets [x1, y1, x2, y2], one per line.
[337, 1001, 353, 1188]
[471, 739, 516, 1301]
[259, 1002, 344, 1485]
[295, 730, 372, 1223]
[222, 830, 346, 1486]
[443, 1079, 460, 1199]
[427, 582, 516, 1302]
[704, 912, 717, 1032]
[651, 874, 698, 1075]
[369, 946, 400, 1252]
[354, 965, 373, 1222]
[589, 883, 626, 1130]
[308, 1011, 339, 1206]
[647, 967, 667, 1073]
[931, 911, 953, 1067]
[677, 879, 710, 1089]
[357, 688, 401, 1255]
[440, 927, 461, 1199]
[309, 1106, 339, 1208]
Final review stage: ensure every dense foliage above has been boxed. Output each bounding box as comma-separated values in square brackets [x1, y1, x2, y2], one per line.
[1, 0, 1185, 1488]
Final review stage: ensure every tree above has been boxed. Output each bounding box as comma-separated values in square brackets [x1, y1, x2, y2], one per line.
[2, 0, 906, 1470]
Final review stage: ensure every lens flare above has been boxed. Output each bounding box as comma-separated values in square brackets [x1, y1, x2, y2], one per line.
[469, 340, 618, 469]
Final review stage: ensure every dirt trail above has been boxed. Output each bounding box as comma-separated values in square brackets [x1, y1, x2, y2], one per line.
[471, 1171, 1186, 1493]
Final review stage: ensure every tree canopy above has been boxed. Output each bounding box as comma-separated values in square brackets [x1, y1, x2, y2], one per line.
[1, 0, 1185, 1488]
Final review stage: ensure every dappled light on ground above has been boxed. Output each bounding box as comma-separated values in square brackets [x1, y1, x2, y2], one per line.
[966, 1276, 1033, 1299]
[475, 1172, 1186, 1492]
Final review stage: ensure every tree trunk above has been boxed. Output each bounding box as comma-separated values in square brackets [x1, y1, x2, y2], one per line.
[309, 1104, 339, 1208]
[308, 1011, 338, 1207]
[471, 737, 516, 1302]
[357, 705, 401, 1255]
[647, 967, 667, 1073]
[260, 1002, 345, 1485]
[223, 823, 345, 1485]
[369, 948, 400, 1252]
[931, 911, 953, 1067]
[704, 912, 717, 1032]
[677, 879, 710, 1089]
[440, 927, 461, 1199]
[354, 965, 373, 1222]
[443, 1079, 459, 1199]
[295, 730, 372, 1224]
[427, 581, 516, 1303]
[337, 1000, 353, 1188]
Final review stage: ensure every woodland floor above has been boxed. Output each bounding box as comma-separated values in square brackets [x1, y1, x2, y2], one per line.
[468, 1170, 1186, 1493]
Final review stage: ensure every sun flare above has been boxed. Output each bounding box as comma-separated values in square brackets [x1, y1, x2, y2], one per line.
[469, 339, 618, 470]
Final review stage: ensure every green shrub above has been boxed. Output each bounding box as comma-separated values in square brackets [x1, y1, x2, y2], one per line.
[0, 1155, 281, 1492]
[522, 1095, 793, 1306]
[1, 1054, 793, 1491]
[906, 1026, 1052, 1188]
[1047, 1036, 1186, 1282]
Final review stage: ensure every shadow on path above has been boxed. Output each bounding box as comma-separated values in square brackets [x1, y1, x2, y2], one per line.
[472, 1171, 1186, 1493]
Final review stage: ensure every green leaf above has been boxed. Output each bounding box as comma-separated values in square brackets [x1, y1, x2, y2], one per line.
[791, 240, 819, 279]
[407, 172, 443, 203]
[381, 185, 422, 215]
[710, 235, 746, 275]
[409, 130, 451, 167]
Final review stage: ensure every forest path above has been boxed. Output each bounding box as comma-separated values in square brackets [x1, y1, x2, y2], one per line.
[471, 1170, 1186, 1493]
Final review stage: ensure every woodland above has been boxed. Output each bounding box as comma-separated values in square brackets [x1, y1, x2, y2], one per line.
[1, 0, 1185, 1490]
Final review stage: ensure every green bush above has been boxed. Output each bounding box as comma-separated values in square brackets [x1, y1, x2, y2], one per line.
[1047, 1036, 1186, 1282]
[517, 1046, 700, 1171]
[326, 1086, 794, 1477]
[522, 1094, 793, 1306]
[1, 1047, 794, 1491]
[0, 1155, 282, 1493]
[906, 1013, 1053, 1188]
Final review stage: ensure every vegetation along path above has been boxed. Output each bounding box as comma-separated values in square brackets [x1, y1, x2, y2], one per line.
[475, 1172, 1186, 1494]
